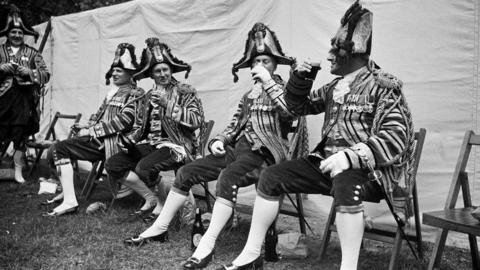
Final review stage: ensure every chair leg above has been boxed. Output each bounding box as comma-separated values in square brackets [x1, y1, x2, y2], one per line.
[295, 193, 306, 234]
[27, 148, 45, 178]
[413, 185, 423, 259]
[467, 234, 480, 270]
[388, 229, 403, 270]
[427, 229, 449, 270]
[319, 202, 336, 259]
[203, 183, 212, 212]
[80, 161, 100, 197]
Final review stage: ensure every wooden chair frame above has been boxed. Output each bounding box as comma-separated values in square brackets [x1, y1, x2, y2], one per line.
[319, 128, 426, 270]
[26, 111, 82, 177]
[423, 130, 480, 270]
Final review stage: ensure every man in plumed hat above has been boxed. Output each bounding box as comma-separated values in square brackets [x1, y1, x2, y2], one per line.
[0, 4, 50, 184]
[124, 22, 302, 270]
[42, 43, 145, 217]
[226, 1, 415, 269]
[104, 37, 204, 218]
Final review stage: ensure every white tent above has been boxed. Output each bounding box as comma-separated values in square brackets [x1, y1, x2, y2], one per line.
[23, 0, 480, 247]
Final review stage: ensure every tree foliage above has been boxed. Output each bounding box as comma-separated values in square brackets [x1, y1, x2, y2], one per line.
[1, 0, 132, 26]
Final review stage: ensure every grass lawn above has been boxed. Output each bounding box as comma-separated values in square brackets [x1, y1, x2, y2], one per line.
[0, 168, 475, 270]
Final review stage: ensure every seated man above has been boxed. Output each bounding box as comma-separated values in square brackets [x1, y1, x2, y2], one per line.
[123, 23, 298, 268]
[104, 38, 204, 216]
[43, 43, 144, 217]
[223, 2, 415, 270]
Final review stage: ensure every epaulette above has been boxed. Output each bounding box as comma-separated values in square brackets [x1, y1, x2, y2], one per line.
[373, 69, 403, 91]
[176, 83, 197, 94]
[130, 87, 145, 97]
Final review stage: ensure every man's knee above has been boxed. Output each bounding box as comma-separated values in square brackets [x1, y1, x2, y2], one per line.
[256, 166, 284, 199]
[332, 170, 368, 214]
[172, 165, 197, 194]
[52, 140, 71, 165]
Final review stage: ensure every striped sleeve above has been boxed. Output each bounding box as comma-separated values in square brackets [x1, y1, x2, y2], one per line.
[263, 79, 295, 118]
[90, 97, 137, 138]
[344, 87, 408, 169]
[29, 52, 50, 85]
[209, 94, 247, 151]
[167, 85, 204, 130]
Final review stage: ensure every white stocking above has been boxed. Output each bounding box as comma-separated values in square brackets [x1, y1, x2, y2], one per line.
[192, 200, 232, 259]
[53, 164, 78, 212]
[232, 196, 279, 266]
[336, 211, 364, 270]
[140, 190, 186, 238]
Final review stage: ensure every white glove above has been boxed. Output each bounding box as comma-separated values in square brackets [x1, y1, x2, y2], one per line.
[210, 140, 226, 157]
[250, 65, 272, 84]
[319, 151, 350, 178]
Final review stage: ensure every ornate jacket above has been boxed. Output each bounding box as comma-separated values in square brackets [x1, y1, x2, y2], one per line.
[284, 62, 414, 217]
[0, 41, 50, 97]
[88, 84, 145, 158]
[210, 75, 297, 164]
[126, 78, 204, 162]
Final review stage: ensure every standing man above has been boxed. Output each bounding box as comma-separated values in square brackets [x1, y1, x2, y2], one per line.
[0, 4, 50, 183]
[43, 43, 144, 217]
[124, 23, 301, 270]
[104, 37, 204, 217]
[224, 2, 415, 270]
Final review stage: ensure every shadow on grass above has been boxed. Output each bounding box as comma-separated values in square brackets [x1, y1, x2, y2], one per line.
[0, 172, 475, 269]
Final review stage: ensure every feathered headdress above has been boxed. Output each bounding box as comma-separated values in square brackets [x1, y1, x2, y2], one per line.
[133, 37, 191, 81]
[232, 22, 294, 82]
[0, 4, 39, 42]
[105, 43, 139, 85]
[331, 0, 372, 57]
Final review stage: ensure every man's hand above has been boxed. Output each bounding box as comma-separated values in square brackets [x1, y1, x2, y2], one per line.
[210, 140, 226, 157]
[250, 65, 272, 84]
[151, 90, 168, 108]
[73, 122, 91, 130]
[0, 63, 15, 75]
[16, 66, 30, 77]
[294, 61, 313, 77]
[319, 151, 350, 178]
[171, 105, 182, 122]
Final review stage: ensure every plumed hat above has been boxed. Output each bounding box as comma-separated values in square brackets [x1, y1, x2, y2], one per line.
[331, 0, 372, 57]
[232, 22, 294, 82]
[133, 37, 191, 81]
[105, 43, 139, 85]
[0, 4, 39, 42]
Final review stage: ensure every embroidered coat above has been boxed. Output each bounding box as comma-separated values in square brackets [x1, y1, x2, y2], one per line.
[126, 78, 204, 162]
[284, 62, 414, 216]
[210, 75, 297, 164]
[88, 85, 145, 158]
[0, 41, 50, 138]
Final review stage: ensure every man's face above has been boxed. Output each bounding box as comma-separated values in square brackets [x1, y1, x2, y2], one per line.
[111, 67, 131, 86]
[327, 47, 349, 76]
[151, 63, 172, 86]
[252, 55, 276, 74]
[8, 28, 24, 47]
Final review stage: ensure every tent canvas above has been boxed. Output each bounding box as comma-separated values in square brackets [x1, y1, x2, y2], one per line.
[18, 0, 480, 247]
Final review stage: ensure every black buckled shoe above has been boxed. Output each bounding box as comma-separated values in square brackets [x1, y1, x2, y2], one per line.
[123, 232, 168, 246]
[216, 256, 263, 270]
[182, 250, 214, 269]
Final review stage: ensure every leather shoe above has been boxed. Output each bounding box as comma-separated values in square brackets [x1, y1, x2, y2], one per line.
[216, 256, 263, 270]
[42, 206, 78, 217]
[123, 232, 168, 246]
[129, 202, 157, 216]
[40, 198, 61, 206]
[182, 250, 214, 269]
